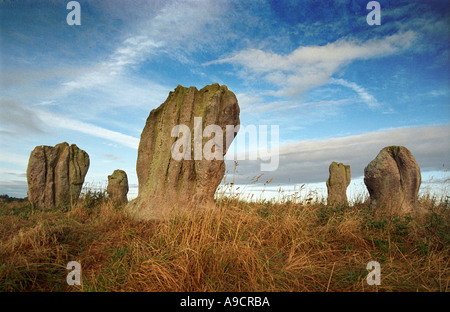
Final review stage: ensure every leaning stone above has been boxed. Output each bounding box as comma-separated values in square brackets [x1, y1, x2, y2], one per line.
[127, 83, 240, 220]
[364, 146, 421, 214]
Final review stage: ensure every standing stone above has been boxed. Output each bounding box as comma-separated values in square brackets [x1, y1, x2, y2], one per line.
[364, 146, 421, 214]
[127, 83, 240, 220]
[326, 162, 351, 206]
[107, 169, 129, 205]
[27, 142, 89, 209]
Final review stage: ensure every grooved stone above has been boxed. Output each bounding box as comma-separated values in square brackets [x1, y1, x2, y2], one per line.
[27, 142, 89, 209]
[364, 146, 421, 214]
[127, 83, 240, 220]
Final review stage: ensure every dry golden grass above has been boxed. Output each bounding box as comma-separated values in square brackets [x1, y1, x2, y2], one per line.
[0, 186, 448, 292]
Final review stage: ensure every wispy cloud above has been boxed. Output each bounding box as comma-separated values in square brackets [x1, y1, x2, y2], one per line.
[0, 98, 140, 150]
[328, 78, 379, 108]
[55, 0, 226, 100]
[206, 31, 417, 98]
[59, 37, 163, 95]
[36, 110, 139, 149]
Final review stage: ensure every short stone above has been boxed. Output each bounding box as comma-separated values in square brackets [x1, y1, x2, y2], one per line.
[107, 169, 129, 205]
[326, 162, 351, 206]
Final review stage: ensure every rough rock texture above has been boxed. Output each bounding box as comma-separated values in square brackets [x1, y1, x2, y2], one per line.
[326, 162, 351, 206]
[128, 83, 240, 220]
[364, 146, 421, 214]
[27, 142, 89, 209]
[107, 169, 129, 205]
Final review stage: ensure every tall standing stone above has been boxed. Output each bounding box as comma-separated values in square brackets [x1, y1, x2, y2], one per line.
[326, 162, 351, 206]
[27, 142, 89, 209]
[364, 146, 421, 214]
[107, 169, 129, 205]
[127, 83, 240, 220]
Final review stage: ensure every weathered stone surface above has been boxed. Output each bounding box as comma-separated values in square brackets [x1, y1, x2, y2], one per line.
[128, 83, 240, 220]
[27, 142, 89, 209]
[364, 146, 421, 214]
[107, 169, 129, 205]
[326, 162, 351, 206]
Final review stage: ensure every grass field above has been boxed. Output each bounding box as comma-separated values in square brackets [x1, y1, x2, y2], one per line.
[0, 184, 448, 292]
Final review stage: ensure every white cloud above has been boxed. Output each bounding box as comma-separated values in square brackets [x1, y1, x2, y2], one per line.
[19, 0, 235, 135]
[57, 0, 226, 97]
[59, 37, 163, 95]
[228, 124, 450, 185]
[328, 78, 379, 108]
[36, 110, 139, 149]
[206, 31, 417, 98]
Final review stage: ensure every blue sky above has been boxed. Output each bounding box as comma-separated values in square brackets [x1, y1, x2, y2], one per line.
[0, 0, 449, 200]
